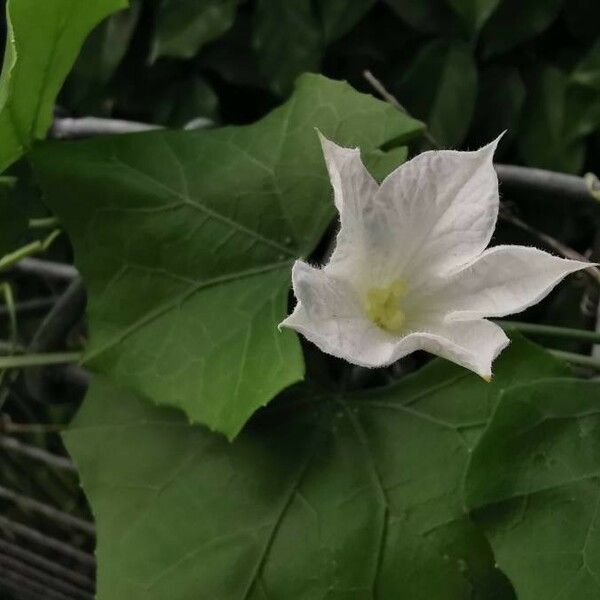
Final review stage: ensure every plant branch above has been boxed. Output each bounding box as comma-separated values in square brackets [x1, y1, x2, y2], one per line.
[0, 352, 81, 369]
[548, 349, 600, 370]
[363, 69, 440, 148]
[499, 321, 600, 344]
[499, 208, 600, 285]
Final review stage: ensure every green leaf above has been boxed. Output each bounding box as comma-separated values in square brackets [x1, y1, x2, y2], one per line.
[469, 66, 525, 151]
[481, 0, 563, 58]
[151, 0, 241, 61]
[383, 0, 458, 35]
[61, 0, 141, 112]
[253, 0, 373, 95]
[316, 0, 375, 42]
[444, 0, 501, 33]
[518, 65, 600, 173]
[0, 0, 127, 174]
[253, 0, 322, 96]
[64, 336, 566, 599]
[572, 40, 600, 92]
[464, 378, 600, 599]
[396, 40, 477, 148]
[33, 74, 424, 439]
[152, 76, 218, 127]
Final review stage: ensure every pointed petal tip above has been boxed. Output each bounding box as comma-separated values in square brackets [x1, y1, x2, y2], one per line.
[481, 374, 492, 383]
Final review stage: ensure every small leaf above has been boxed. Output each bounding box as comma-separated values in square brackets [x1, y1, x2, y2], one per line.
[383, 0, 458, 35]
[0, 0, 127, 174]
[33, 74, 424, 439]
[481, 0, 563, 58]
[444, 0, 501, 33]
[395, 39, 477, 147]
[253, 0, 374, 96]
[151, 0, 241, 61]
[465, 378, 600, 599]
[64, 336, 566, 599]
[316, 0, 375, 42]
[572, 39, 600, 92]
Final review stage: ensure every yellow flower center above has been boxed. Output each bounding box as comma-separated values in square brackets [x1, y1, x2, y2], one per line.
[364, 280, 407, 332]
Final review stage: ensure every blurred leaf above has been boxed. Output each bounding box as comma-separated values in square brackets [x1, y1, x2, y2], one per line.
[61, 0, 141, 112]
[519, 65, 600, 173]
[572, 39, 600, 92]
[254, 0, 374, 95]
[151, 0, 241, 61]
[564, 0, 600, 42]
[396, 39, 477, 147]
[317, 0, 375, 42]
[465, 379, 600, 599]
[153, 77, 218, 127]
[444, 0, 501, 33]
[469, 66, 525, 151]
[0, 0, 127, 174]
[0, 177, 27, 257]
[481, 0, 563, 58]
[518, 67, 585, 173]
[65, 337, 565, 599]
[33, 74, 424, 439]
[253, 0, 322, 96]
[383, 0, 458, 34]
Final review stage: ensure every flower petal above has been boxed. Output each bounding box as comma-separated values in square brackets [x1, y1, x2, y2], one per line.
[443, 245, 591, 319]
[409, 319, 510, 379]
[280, 260, 399, 366]
[367, 137, 501, 284]
[318, 131, 378, 224]
[281, 262, 509, 376]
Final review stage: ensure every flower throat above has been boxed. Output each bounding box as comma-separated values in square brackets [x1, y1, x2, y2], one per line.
[364, 280, 406, 332]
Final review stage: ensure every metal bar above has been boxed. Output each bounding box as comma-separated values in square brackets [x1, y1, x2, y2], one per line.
[0, 297, 57, 318]
[11, 258, 79, 281]
[0, 436, 76, 471]
[495, 163, 597, 203]
[0, 553, 92, 599]
[0, 486, 95, 535]
[51, 116, 161, 138]
[0, 516, 95, 566]
[0, 538, 94, 589]
[0, 565, 73, 600]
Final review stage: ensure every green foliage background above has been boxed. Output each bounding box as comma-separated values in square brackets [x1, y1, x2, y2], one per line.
[0, 1, 599, 599]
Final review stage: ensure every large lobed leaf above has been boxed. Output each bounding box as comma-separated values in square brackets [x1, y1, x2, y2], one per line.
[465, 379, 600, 599]
[65, 336, 567, 599]
[33, 74, 424, 438]
[0, 0, 127, 174]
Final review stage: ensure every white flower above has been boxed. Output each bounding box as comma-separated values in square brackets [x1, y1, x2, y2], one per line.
[280, 133, 591, 380]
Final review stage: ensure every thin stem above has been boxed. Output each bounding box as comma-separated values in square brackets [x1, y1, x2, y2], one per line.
[0, 282, 18, 350]
[0, 229, 62, 271]
[0, 351, 81, 369]
[499, 321, 600, 344]
[500, 208, 600, 286]
[549, 349, 600, 370]
[363, 69, 440, 148]
[29, 217, 59, 229]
